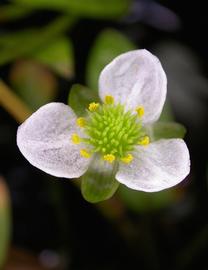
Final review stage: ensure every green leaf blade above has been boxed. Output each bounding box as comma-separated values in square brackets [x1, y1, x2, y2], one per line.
[12, 0, 131, 19]
[150, 122, 187, 141]
[0, 4, 32, 22]
[0, 16, 75, 66]
[86, 29, 136, 91]
[118, 185, 179, 213]
[68, 84, 99, 116]
[32, 36, 74, 79]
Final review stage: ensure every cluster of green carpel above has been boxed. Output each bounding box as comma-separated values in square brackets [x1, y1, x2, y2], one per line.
[71, 95, 150, 164]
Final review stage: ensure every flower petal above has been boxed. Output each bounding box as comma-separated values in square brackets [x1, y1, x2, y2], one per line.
[99, 49, 167, 124]
[116, 139, 190, 192]
[17, 102, 91, 178]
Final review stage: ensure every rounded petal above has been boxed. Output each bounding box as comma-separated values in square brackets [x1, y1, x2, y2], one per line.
[17, 103, 91, 178]
[99, 49, 167, 124]
[116, 139, 190, 192]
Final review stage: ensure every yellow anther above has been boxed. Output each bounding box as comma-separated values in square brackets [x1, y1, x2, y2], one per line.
[71, 133, 81, 144]
[103, 154, 115, 163]
[80, 149, 91, 158]
[136, 106, 145, 118]
[105, 95, 114, 105]
[121, 154, 133, 164]
[76, 117, 86, 128]
[89, 102, 99, 112]
[138, 135, 150, 146]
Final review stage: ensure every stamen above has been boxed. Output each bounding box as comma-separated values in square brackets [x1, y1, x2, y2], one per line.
[76, 117, 86, 127]
[80, 149, 91, 158]
[136, 106, 144, 118]
[121, 153, 133, 164]
[138, 135, 150, 146]
[104, 95, 114, 105]
[89, 102, 100, 112]
[103, 154, 115, 163]
[71, 133, 81, 144]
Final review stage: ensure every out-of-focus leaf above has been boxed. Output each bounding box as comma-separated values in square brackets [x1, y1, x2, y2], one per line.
[10, 60, 57, 111]
[0, 177, 11, 268]
[0, 16, 75, 65]
[155, 41, 208, 130]
[86, 29, 136, 91]
[12, 0, 131, 19]
[0, 5, 32, 22]
[81, 156, 119, 203]
[158, 101, 174, 121]
[68, 84, 99, 116]
[150, 122, 186, 141]
[32, 36, 74, 79]
[154, 98, 186, 140]
[118, 184, 180, 213]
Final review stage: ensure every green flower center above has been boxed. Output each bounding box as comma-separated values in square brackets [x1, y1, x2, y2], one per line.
[72, 96, 150, 164]
[84, 103, 144, 158]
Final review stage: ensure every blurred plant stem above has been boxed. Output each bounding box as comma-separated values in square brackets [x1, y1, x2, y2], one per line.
[0, 80, 32, 123]
[0, 177, 11, 269]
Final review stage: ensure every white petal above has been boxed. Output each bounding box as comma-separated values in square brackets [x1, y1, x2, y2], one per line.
[17, 103, 91, 178]
[99, 49, 167, 124]
[116, 139, 190, 192]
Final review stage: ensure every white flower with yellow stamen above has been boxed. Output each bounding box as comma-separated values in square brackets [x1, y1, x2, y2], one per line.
[17, 50, 190, 193]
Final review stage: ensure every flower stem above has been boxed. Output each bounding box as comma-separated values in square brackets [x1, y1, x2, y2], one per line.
[0, 80, 32, 123]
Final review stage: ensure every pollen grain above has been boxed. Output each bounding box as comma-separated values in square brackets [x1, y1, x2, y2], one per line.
[89, 102, 100, 112]
[71, 133, 81, 144]
[138, 135, 150, 146]
[103, 154, 115, 163]
[136, 106, 145, 118]
[104, 95, 114, 105]
[76, 117, 86, 127]
[80, 149, 91, 158]
[121, 153, 133, 164]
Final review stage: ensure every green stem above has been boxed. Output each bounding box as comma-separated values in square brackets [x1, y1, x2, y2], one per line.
[0, 80, 32, 123]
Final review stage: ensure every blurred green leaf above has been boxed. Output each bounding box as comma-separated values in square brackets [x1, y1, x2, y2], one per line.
[154, 100, 186, 140]
[0, 16, 75, 65]
[118, 185, 178, 213]
[158, 101, 174, 122]
[86, 29, 136, 91]
[10, 60, 57, 111]
[12, 0, 131, 19]
[68, 84, 99, 116]
[150, 122, 186, 141]
[32, 36, 74, 79]
[0, 4, 32, 22]
[0, 177, 11, 268]
[81, 156, 119, 203]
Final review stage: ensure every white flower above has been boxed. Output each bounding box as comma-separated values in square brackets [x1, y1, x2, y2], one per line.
[17, 49, 190, 192]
